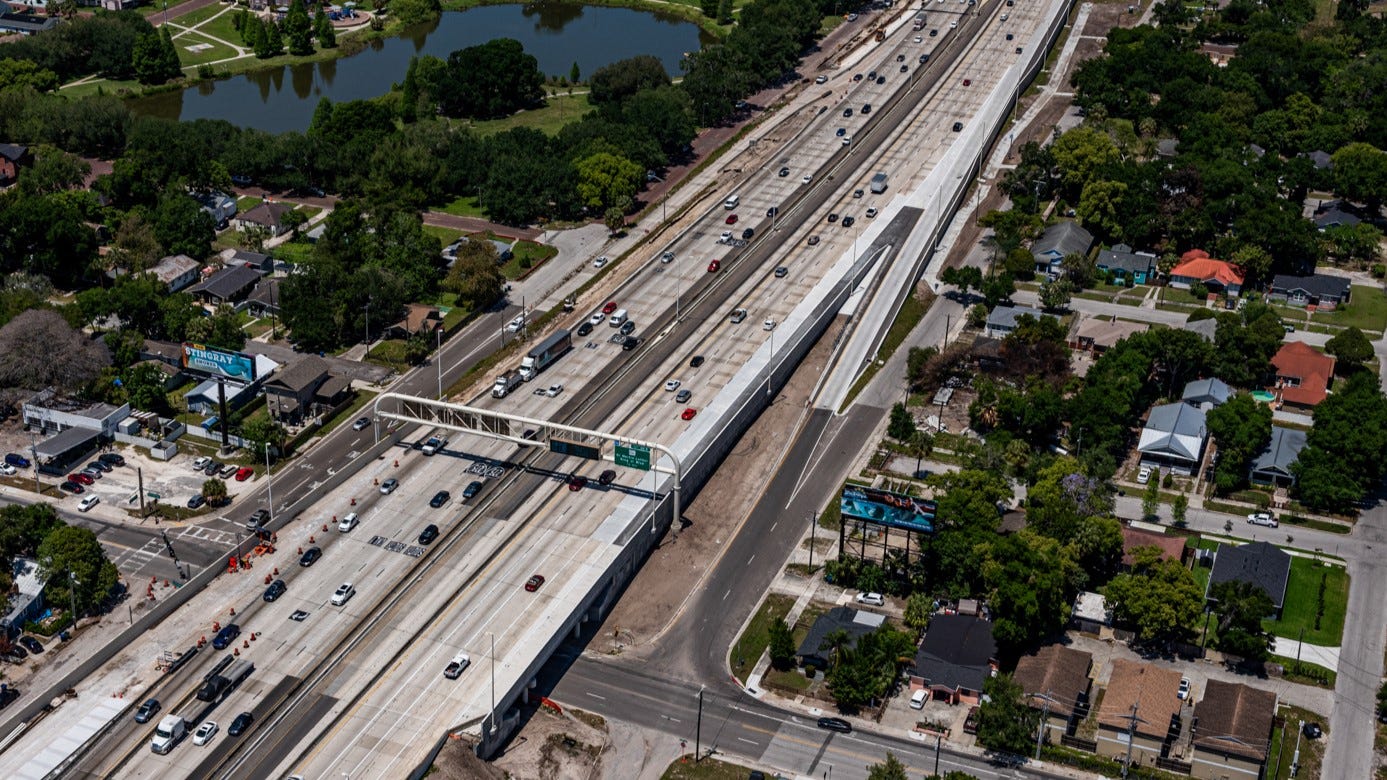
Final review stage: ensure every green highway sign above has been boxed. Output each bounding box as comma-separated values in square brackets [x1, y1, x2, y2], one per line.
[550, 438, 601, 460]
[614, 442, 651, 471]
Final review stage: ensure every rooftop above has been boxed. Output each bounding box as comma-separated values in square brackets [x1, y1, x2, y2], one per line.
[1181, 377, 1231, 408]
[986, 305, 1054, 331]
[1270, 273, 1352, 300]
[1250, 426, 1308, 478]
[1074, 316, 1149, 349]
[268, 355, 331, 393]
[1209, 541, 1291, 609]
[1032, 221, 1094, 260]
[1272, 341, 1335, 407]
[913, 615, 996, 693]
[1192, 679, 1276, 762]
[1012, 644, 1093, 718]
[1120, 526, 1187, 567]
[189, 264, 263, 301]
[1171, 250, 1244, 288]
[1098, 658, 1183, 739]
[796, 606, 884, 658]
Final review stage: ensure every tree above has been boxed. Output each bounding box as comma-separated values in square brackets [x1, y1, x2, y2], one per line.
[1050, 126, 1120, 191]
[1209, 580, 1273, 662]
[569, 61, 580, 84]
[0, 503, 62, 563]
[284, 0, 314, 56]
[820, 627, 851, 671]
[37, 525, 119, 617]
[151, 191, 216, 259]
[1206, 393, 1272, 492]
[717, 0, 733, 24]
[443, 244, 506, 312]
[867, 753, 909, 780]
[1104, 553, 1203, 644]
[132, 28, 180, 85]
[1171, 493, 1188, 526]
[940, 265, 982, 298]
[975, 674, 1039, 756]
[574, 152, 643, 212]
[241, 415, 287, 458]
[0, 59, 60, 92]
[1293, 371, 1387, 511]
[1038, 277, 1073, 311]
[888, 402, 917, 441]
[904, 593, 932, 633]
[588, 55, 670, 105]
[439, 38, 544, 119]
[399, 56, 419, 123]
[982, 531, 1076, 654]
[1331, 142, 1387, 211]
[314, 7, 336, 48]
[391, 0, 441, 25]
[1326, 326, 1374, 368]
[123, 360, 170, 412]
[16, 146, 90, 197]
[967, 303, 988, 328]
[0, 309, 110, 393]
[201, 477, 228, 506]
[980, 272, 1015, 309]
[768, 618, 796, 671]
[1141, 474, 1159, 519]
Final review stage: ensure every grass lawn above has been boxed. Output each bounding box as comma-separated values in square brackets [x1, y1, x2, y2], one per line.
[479, 235, 558, 280]
[660, 755, 760, 780]
[1310, 286, 1387, 333]
[469, 93, 594, 137]
[729, 593, 794, 682]
[273, 240, 315, 265]
[423, 224, 465, 246]
[169, 2, 232, 28]
[841, 290, 931, 410]
[434, 195, 485, 218]
[199, 11, 247, 48]
[61, 77, 143, 98]
[365, 339, 411, 371]
[237, 195, 263, 212]
[1262, 558, 1348, 646]
[244, 317, 275, 339]
[1265, 705, 1327, 780]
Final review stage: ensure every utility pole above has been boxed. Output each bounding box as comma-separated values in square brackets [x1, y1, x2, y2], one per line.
[934, 732, 941, 777]
[808, 512, 817, 570]
[1033, 690, 1052, 760]
[695, 685, 705, 763]
[1121, 702, 1141, 778]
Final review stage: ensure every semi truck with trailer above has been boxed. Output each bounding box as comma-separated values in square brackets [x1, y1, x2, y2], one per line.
[518, 329, 573, 381]
[492, 369, 524, 398]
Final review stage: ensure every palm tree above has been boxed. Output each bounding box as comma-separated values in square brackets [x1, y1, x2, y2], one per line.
[820, 628, 852, 671]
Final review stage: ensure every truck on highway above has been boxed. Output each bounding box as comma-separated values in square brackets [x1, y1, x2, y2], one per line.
[870, 172, 889, 193]
[492, 369, 524, 398]
[150, 714, 186, 754]
[196, 658, 253, 703]
[518, 329, 572, 381]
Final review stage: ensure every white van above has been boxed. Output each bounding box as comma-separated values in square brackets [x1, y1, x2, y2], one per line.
[608, 309, 629, 327]
[723, 195, 740, 210]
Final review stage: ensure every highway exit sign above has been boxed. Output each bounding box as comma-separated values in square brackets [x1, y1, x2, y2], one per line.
[614, 443, 651, 471]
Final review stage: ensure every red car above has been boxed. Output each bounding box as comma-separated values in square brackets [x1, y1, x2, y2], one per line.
[707, 260, 721, 273]
[725, 214, 738, 224]
[234, 466, 254, 482]
[602, 301, 618, 314]
[962, 78, 971, 86]
[681, 408, 698, 421]
[525, 574, 545, 592]
[567, 474, 588, 491]
[69, 472, 94, 485]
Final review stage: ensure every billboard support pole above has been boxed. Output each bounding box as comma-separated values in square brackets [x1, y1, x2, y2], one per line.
[216, 377, 230, 450]
[838, 516, 846, 564]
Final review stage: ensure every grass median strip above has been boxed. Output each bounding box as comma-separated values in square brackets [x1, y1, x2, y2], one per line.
[729, 593, 793, 682]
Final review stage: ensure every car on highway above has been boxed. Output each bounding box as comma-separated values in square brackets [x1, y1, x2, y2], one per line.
[379, 478, 399, 494]
[661, 251, 675, 264]
[900, 64, 908, 72]
[778, 166, 790, 177]
[675, 389, 692, 403]
[592, 255, 608, 268]
[68, 472, 94, 486]
[876, 76, 886, 84]
[134, 698, 161, 723]
[444, 653, 472, 679]
[603, 301, 619, 314]
[338, 512, 359, 532]
[568, 474, 588, 491]
[418, 524, 440, 545]
[332, 583, 356, 606]
[842, 216, 856, 227]
[352, 417, 371, 431]
[950, 20, 958, 27]
[193, 720, 218, 746]
[952, 121, 963, 132]
[525, 574, 546, 592]
[807, 235, 820, 246]
[866, 207, 878, 218]
[842, 107, 853, 117]
[766, 206, 779, 218]
[741, 227, 755, 240]
[188, 494, 206, 509]
[78, 495, 100, 512]
[774, 266, 788, 278]
[235, 466, 254, 481]
[919, 53, 929, 63]
[817, 717, 852, 733]
[962, 77, 970, 86]
[801, 174, 813, 184]
[60, 481, 83, 494]
[588, 311, 606, 326]
[763, 319, 777, 331]
[681, 408, 698, 421]
[18, 635, 43, 654]
[263, 579, 287, 602]
[862, 103, 871, 114]
[546, 383, 564, 398]
[576, 321, 594, 337]
[622, 336, 640, 351]
[853, 73, 863, 81]
[599, 469, 617, 486]
[664, 380, 682, 392]
[827, 213, 838, 223]
[5, 454, 31, 468]
[725, 213, 738, 224]
[690, 355, 705, 368]
[619, 320, 636, 336]
[463, 481, 484, 501]
[815, 74, 828, 84]
[707, 260, 721, 273]
[212, 624, 241, 650]
[429, 490, 451, 508]
[228, 712, 253, 737]
[1248, 512, 1279, 527]
[299, 546, 322, 567]
[852, 188, 863, 197]
[841, 136, 851, 146]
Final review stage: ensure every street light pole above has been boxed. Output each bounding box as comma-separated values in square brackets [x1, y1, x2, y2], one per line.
[436, 327, 443, 400]
[264, 444, 274, 524]
[68, 572, 78, 631]
[695, 685, 704, 763]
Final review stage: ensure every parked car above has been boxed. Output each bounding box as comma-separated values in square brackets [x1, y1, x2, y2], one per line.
[1178, 677, 1191, 700]
[1248, 512, 1279, 528]
[854, 592, 885, 607]
[1136, 465, 1152, 484]
[68, 472, 94, 486]
[99, 453, 125, 467]
[0, 463, 14, 476]
[59, 481, 83, 494]
[234, 467, 254, 482]
[188, 494, 206, 509]
[86, 460, 111, 473]
[218, 463, 238, 479]
[192, 456, 211, 471]
[17, 635, 43, 654]
[78, 495, 100, 512]
[910, 689, 927, 709]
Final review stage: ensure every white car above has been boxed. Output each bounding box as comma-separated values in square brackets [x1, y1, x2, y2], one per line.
[720, 230, 733, 241]
[866, 207, 878, 218]
[949, 20, 958, 27]
[192, 456, 211, 471]
[592, 256, 608, 268]
[332, 582, 356, 606]
[855, 591, 885, 607]
[0, 462, 15, 476]
[1247, 512, 1279, 528]
[910, 688, 928, 709]
[379, 478, 399, 494]
[546, 384, 564, 398]
[801, 174, 813, 184]
[588, 312, 606, 326]
[1136, 466, 1152, 484]
[763, 319, 777, 331]
[193, 720, 218, 746]
[913, 35, 923, 43]
[337, 512, 359, 532]
[815, 75, 828, 84]
[664, 380, 681, 392]
[78, 495, 100, 512]
[1178, 678, 1191, 700]
[443, 653, 472, 679]
[506, 314, 525, 333]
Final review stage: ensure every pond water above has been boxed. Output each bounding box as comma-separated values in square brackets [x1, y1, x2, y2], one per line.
[131, 3, 710, 133]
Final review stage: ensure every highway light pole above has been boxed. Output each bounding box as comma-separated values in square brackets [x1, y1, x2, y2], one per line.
[436, 327, 444, 400]
[488, 631, 496, 721]
[695, 685, 704, 762]
[68, 572, 78, 630]
[265, 444, 274, 525]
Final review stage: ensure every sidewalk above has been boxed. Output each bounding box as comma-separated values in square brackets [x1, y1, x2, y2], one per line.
[1270, 636, 1341, 672]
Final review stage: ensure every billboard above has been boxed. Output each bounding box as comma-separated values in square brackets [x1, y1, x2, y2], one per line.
[840, 486, 936, 533]
[182, 343, 257, 382]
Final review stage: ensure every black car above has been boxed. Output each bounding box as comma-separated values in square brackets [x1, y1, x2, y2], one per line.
[463, 481, 484, 500]
[576, 321, 594, 337]
[418, 524, 440, 545]
[60, 481, 83, 494]
[188, 494, 206, 509]
[299, 546, 322, 567]
[741, 227, 754, 240]
[778, 167, 789, 177]
[212, 623, 241, 650]
[861, 103, 871, 114]
[619, 320, 636, 335]
[203, 460, 221, 475]
[598, 469, 617, 486]
[249, 509, 270, 528]
[429, 490, 450, 508]
[690, 355, 705, 368]
[18, 635, 43, 654]
[827, 213, 839, 223]
[842, 107, 853, 117]
[86, 460, 111, 473]
[263, 579, 287, 602]
[842, 216, 856, 228]
[817, 717, 852, 733]
[228, 711, 254, 737]
[622, 336, 639, 351]
[6, 644, 26, 660]
[134, 698, 161, 723]
[766, 207, 779, 218]
[1302, 722, 1323, 739]
[876, 75, 885, 84]
[99, 453, 125, 467]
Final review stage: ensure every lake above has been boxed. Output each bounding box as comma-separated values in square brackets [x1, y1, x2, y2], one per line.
[131, 3, 711, 133]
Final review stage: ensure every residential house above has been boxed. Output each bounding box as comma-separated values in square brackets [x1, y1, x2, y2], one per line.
[1031, 222, 1094, 279]
[233, 201, 295, 237]
[263, 355, 332, 425]
[386, 304, 444, 339]
[984, 305, 1056, 339]
[146, 254, 201, 293]
[1168, 250, 1244, 296]
[1071, 316, 1149, 355]
[1137, 402, 1207, 475]
[0, 142, 29, 187]
[184, 378, 255, 416]
[1249, 426, 1308, 487]
[1095, 244, 1157, 285]
[1012, 645, 1093, 744]
[1121, 526, 1188, 569]
[246, 277, 283, 318]
[1199, 42, 1238, 66]
[969, 336, 1006, 373]
[189, 264, 264, 307]
[222, 249, 274, 273]
[1190, 680, 1276, 780]
[1095, 659, 1184, 768]
[1312, 207, 1360, 231]
[1268, 274, 1352, 310]
[1070, 591, 1111, 634]
[1207, 541, 1291, 617]
[0, 12, 58, 36]
[1182, 317, 1217, 343]
[1181, 378, 1231, 410]
[795, 606, 884, 670]
[194, 191, 237, 226]
[1271, 341, 1335, 410]
[910, 615, 997, 705]
[1, 558, 45, 639]
[1156, 138, 1180, 158]
[1304, 150, 1333, 170]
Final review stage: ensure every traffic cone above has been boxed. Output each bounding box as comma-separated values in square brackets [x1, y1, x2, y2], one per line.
[373, 478, 378, 486]
[229, 606, 236, 616]
[394, 459, 399, 467]
[243, 639, 249, 648]
[213, 621, 221, 632]
[199, 636, 205, 646]
[250, 632, 257, 642]
[163, 579, 170, 588]
[264, 574, 271, 584]
[309, 535, 315, 544]
[350, 497, 356, 506]
[272, 567, 279, 576]
[297, 547, 303, 555]
[233, 647, 239, 656]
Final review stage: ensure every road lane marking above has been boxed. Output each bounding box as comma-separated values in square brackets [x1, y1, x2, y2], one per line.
[586, 692, 606, 700]
[737, 737, 759, 745]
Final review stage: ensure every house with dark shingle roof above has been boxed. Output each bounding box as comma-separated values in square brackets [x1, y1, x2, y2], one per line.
[263, 355, 332, 424]
[189, 264, 264, 307]
[910, 615, 996, 705]
[0, 12, 58, 36]
[1268, 273, 1352, 310]
[1249, 426, 1307, 487]
[1031, 222, 1094, 279]
[224, 249, 274, 273]
[233, 201, 295, 237]
[1190, 680, 1276, 780]
[1304, 150, 1333, 170]
[1313, 206, 1360, 231]
[1207, 541, 1291, 617]
[246, 277, 282, 317]
[1095, 244, 1157, 285]
[984, 305, 1056, 339]
[0, 142, 29, 187]
[795, 606, 884, 670]
[1012, 645, 1093, 743]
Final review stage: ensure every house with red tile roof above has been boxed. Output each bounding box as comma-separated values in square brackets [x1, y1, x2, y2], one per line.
[1271, 341, 1335, 410]
[1169, 250, 1244, 295]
